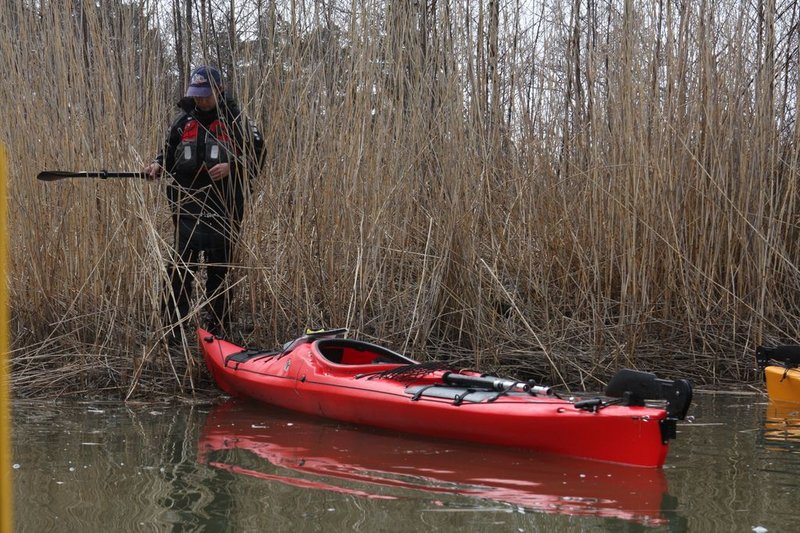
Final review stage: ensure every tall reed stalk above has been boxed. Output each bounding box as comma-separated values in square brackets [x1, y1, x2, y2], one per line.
[1, 0, 799, 397]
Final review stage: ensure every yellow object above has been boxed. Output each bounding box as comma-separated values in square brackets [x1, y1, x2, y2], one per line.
[764, 365, 800, 404]
[0, 143, 11, 532]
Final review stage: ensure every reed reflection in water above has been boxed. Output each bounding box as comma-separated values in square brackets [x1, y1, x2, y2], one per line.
[11, 400, 235, 531]
[11, 393, 800, 531]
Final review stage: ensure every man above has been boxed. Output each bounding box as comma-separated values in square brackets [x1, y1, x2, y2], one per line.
[145, 65, 264, 340]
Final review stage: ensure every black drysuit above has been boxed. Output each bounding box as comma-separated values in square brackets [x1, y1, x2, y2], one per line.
[155, 95, 263, 336]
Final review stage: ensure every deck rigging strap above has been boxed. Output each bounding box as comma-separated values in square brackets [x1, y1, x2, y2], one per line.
[225, 349, 281, 367]
[404, 384, 531, 404]
[356, 361, 457, 381]
[410, 384, 438, 401]
[454, 388, 511, 405]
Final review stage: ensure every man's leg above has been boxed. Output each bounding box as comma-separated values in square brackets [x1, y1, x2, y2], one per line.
[204, 232, 234, 337]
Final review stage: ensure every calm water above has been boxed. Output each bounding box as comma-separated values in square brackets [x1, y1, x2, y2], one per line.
[9, 392, 800, 532]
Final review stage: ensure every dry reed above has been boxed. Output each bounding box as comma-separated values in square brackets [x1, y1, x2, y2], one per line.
[1, 0, 799, 398]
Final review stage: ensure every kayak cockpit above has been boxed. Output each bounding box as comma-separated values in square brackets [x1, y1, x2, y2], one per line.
[314, 338, 418, 366]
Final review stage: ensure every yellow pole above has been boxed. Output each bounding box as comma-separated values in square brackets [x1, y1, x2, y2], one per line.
[0, 143, 11, 532]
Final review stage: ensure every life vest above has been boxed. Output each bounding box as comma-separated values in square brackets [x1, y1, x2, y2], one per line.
[172, 116, 239, 183]
[162, 96, 260, 223]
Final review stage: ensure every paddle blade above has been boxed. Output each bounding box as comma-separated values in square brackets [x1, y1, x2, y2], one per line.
[37, 171, 87, 181]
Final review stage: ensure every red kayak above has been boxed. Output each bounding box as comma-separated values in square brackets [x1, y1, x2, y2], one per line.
[198, 328, 692, 467]
[198, 399, 670, 525]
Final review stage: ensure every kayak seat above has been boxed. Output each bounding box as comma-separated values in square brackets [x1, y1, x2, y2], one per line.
[315, 339, 417, 366]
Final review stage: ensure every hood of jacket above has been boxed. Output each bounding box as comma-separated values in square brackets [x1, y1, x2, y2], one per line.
[176, 94, 242, 118]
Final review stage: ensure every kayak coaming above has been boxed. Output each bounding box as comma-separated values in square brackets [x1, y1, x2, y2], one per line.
[199, 329, 676, 467]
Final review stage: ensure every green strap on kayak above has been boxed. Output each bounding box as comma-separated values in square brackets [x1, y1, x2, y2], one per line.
[304, 327, 348, 338]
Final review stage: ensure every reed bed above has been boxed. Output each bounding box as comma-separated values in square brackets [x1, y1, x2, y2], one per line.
[1, 0, 799, 398]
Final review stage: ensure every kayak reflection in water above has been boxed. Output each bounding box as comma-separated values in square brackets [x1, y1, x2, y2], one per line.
[197, 399, 673, 526]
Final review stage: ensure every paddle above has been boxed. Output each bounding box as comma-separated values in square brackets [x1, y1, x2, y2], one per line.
[440, 372, 553, 396]
[37, 170, 147, 181]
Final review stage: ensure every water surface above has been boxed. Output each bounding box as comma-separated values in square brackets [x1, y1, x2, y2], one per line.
[10, 392, 800, 531]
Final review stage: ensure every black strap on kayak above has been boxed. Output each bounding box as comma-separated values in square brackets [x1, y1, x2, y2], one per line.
[453, 389, 479, 405]
[225, 349, 280, 368]
[443, 372, 529, 393]
[405, 385, 518, 403]
[486, 390, 509, 402]
[410, 384, 438, 401]
[466, 389, 509, 403]
[573, 397, 624, 413]
[452, 388, 514, 405]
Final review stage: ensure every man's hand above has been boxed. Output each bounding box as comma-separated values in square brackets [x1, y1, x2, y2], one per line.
[144, 162, 162, 180]
[208, 163, 230, 181]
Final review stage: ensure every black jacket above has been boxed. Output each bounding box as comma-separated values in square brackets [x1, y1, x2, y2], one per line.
[157, 95, 264, 224]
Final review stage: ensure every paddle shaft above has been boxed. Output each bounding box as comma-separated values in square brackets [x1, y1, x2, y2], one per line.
[37, 170, 147, 181]
[442, 372, 529, 392]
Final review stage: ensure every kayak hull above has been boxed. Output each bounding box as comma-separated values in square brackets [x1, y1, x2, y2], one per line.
[199, 330, 676, 467]
[764, 365, 800, 403]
